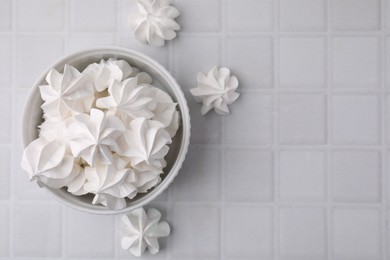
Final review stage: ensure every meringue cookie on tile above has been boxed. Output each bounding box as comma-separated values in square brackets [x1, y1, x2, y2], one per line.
[96, 77, 157, 124]
[190, 66, 240, 115]
[149, 86, 179, 138]
[21, 138, 75, 188]
[129, 0, 180, 46]
[68, 109, 125, 166]
[121, 207, 170, 256]
[118, 118, 172, 166]
[39, 65, 95, 120]
[84, 156, 138, 210]
[84, 59, 137, 92]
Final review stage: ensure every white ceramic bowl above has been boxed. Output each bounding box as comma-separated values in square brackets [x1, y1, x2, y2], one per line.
[22, 47, 191, 215]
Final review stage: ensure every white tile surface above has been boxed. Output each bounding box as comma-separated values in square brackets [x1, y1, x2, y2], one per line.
[13, 202, 62, 257]
[279, 207, 326, 259]
[332, 150, 381, 202]
[280, 150, 326, 202]
[4, 0, 390, 259]
[225, 206, 273, 258]
[225, 148, 273, 202]
[332, 37, 380, 88]
[331, 94, 380, 145]
[16, 0, 65, 31]
[332, 0, 380, 31]
[279, 0, 325, 31]
[279, 94, 326, 144]
[332, 208, 381, 259]
[279, 37, 326, 88]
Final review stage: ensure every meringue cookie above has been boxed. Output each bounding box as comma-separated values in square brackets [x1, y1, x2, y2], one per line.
[149, 86, 179, 138]
[84, 59, 138, 92]
[121, 207, 170, 256]
[66, 167, 88, 196]
[190, 66, 240, 115]
[118, 118, 172, 166]
[21, 138, 75, 188]
[38, 116, 72, 144]
[132, 160, 166, 193]
[84, 156, 138, 210]
[39, 65, 94, 119]
[68, 109, 125, 166]
[129, 0, 180, 46]
[96, 77, 156, 124]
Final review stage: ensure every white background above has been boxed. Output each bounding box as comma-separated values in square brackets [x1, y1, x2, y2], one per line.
[0, 0, 389, 259]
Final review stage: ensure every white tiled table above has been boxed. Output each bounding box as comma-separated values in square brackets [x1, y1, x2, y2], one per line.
[0, 0, 389, 259]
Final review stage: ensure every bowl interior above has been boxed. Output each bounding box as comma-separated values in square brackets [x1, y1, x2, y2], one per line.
[22, 47, 190, 215]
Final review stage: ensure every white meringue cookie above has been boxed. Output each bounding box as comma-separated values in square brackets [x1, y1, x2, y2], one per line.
[84, 156, 138, 210]
[39, 65, 95, 120]
[149, 87, 179, 138]
[38, 117, 72, 144]
[190, 66, 240, 115]
[121, 207, 170, 257]
[132, 160, 166, 193]
[96, 77, 157, 124]
[118, 118, 172, 166]
[84, 59, 138, 92]
[68, 109, 125, 166]
[66, 167, 88, 196]
[129, 0, 180, 46]
[21, 138, 75, 188]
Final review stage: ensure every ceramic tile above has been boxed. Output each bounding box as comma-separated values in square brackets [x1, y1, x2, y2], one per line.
[14, 89, 30, 145]
[0, 36, 12, 88]
[64, 207, 115, 258]
[172, 205, 220, 259]
[226, 37, 273, 88]
[0, 203, 9, 257]
[280, 150, 326, 202]
[279, 207, 326, 259]
[225, 148, 273, 202]
[225, 94, 273, 145]
[16, 35, 64, 87]
[226, 0, 273, 32]
[332, 95, 380, 145]
[175, 0, 220, 32]
[279, 0, 325, 31]
[0, 146, 10, 200]
[332, 37, 380, 88]
[225, 206, 273, 258]
[332, 150, 381, 202]
[332, 0, 380, 31]
[70, 0, 116, 32]
[0, 90, 12, 143]
[16, 0, 64, 31]
[13, 202, 62, 257]
[0, 0, 11, 31]
[279, 94, 326, 144]
[279, 37, 326, 88]
[67, 35, 116, 54]
[173, 145, 221, 202]
[332, 208, 381, 259]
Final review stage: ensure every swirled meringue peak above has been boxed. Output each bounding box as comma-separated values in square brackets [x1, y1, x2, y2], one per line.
[119, 118, 172, 166]
[84, 59, 138, 92]
[39, 65, 94, 120]
[129, 0, 180, 46]
[96, 77, 157, 124]
[21, 138, 76, 189]
[190, 66, 240, 115]
[68, 109, 125, 166]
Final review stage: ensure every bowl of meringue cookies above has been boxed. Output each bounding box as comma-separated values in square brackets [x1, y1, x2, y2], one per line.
[21, 46, 190, 214]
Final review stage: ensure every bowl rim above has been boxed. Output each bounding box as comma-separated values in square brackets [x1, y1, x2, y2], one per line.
[22, 46, 191, 215]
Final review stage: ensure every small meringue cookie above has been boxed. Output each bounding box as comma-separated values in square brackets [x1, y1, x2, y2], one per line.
[39, 65, 94, 120]
[21, 138, 75, 188]
[117, 118, 172, 166]
[66, 167, 88, 196]
[132, 160, 166, 193]
[129, 0, 180, 46]
[190, 66, 240, 115]
[84, 59, 138, 92]
[68, 109, 125, 166]
[149, 87, 179, 138]
[84, 156, 138, 210]
[38, 116, 72, 144]
[96, 77, 157, 124]
[121, 207, 170, 257]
